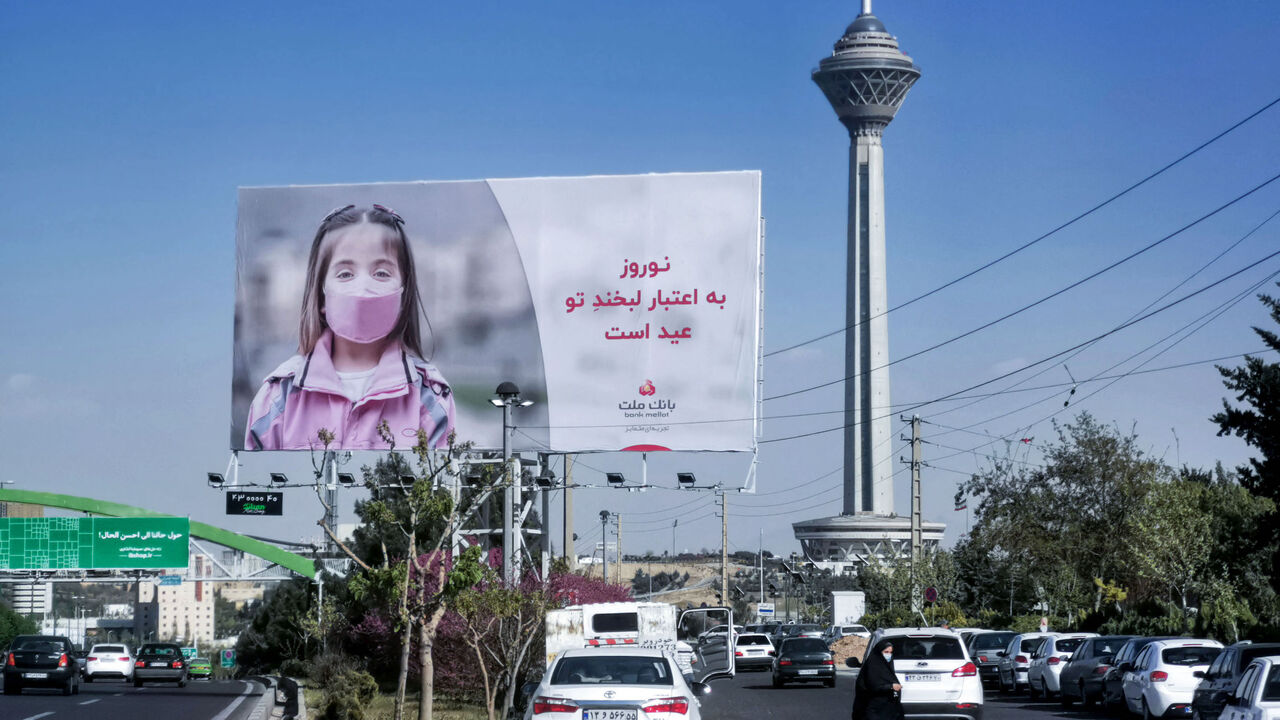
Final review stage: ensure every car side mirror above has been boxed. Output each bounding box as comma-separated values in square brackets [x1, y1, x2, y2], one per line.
[846, 657, 861, 668]
[691, 682, 711, 697]
[1193, 670, 1205, 679]
[1118, 662, 1132, 673]
[1101, 655, 1113, 664]
[513, 682, 538, 712]
[996, 651, 1006, 657]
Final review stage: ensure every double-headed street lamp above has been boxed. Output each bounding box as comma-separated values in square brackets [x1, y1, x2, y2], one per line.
[491, 382, 534, 584]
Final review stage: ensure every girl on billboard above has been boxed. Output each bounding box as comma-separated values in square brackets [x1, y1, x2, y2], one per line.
[244, 204, 455, 451]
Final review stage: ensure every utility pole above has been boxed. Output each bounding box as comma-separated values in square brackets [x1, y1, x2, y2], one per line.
[720, 490, 728, 607]
[600, 510, 610, 584]
[909, 415, 923, 612]
[615, 513, 623, 585]
[563, 454, 575, 569]
[759, 528, 765, 605]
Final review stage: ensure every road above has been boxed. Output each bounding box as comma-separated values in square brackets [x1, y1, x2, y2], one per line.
[702, 668, 1127, 720]
[0, 677, 267, 720]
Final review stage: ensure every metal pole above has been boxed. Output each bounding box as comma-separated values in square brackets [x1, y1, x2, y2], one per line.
[502, 402, 514, 585]
[720, 491, 728, 607]
[563, 455, 575, 569]
[600, 511, 610, 584]
[759, 528, 764, 604]
[910, 415, 922, 613]
[616, 514, 623, 585]
[324, 450, 338, 556]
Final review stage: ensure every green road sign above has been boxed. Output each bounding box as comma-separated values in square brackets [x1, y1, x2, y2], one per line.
[0, 517, 189, 570]
[182, 647, 198, 659]
[221, 649, 236, 668]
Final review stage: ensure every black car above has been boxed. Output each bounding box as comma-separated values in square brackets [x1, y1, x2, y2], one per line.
[1101, 636, 1179, 712]
[1190, 641, 1280, 720]
[772, 637, 836, 688]
[132, 643, 188, 688]
[966, 631, 1015, 689]
[3, 634, 81, 696]
[1057, 635, 1133, 708]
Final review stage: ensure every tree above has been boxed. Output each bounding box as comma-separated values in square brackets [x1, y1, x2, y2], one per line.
[0, 602, 39, 650]
[236, 579, 315, 675]
[1130, 480, 1213, 609]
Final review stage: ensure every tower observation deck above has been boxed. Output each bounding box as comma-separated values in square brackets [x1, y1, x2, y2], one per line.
[795, 1, 944, 570]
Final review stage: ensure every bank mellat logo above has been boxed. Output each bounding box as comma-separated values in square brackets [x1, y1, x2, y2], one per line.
[638, 379, 656, 396]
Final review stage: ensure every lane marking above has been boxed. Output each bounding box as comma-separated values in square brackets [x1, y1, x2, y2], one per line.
[22, 713, 56, 720]
[80, 698, 102, 705]
[210, 681, 255, 720]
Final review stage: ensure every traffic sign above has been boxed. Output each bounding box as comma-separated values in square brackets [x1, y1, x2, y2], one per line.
[220, 649, 236, 668]
[182, 647, 198, 660]
[158, 574, 183, 586]
[758, 602, 775, 616]
[924, 586, 938, 604]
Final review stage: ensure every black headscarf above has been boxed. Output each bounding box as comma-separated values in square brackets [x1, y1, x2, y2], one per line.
[851, 640, 904, 720]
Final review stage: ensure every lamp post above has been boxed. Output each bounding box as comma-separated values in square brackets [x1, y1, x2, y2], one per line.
[491, 382, 533, 585]
[599, 510, 611, 582]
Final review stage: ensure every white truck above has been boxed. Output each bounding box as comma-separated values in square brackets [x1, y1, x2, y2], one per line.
[543, 601, 734, 683]
[830, 590, 866, 625]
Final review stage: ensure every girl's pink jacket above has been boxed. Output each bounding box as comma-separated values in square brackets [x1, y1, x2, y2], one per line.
[244, 332, 455, 451]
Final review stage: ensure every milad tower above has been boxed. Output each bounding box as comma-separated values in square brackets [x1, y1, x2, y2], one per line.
[793, 1, 944, 570]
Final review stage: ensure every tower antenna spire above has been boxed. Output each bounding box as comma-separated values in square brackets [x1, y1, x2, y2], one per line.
[862, 0, 872, 15]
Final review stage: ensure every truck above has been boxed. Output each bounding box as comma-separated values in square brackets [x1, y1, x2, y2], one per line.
[543, 601, 734, 683]
[830, 590, 866, 625]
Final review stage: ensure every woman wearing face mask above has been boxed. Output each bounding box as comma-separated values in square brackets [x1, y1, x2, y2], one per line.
[245, 204, 455, 451]
[851, 640, 905, 720]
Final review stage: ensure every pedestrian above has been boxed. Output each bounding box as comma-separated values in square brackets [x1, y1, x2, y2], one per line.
[244, 204, 455, 450]
[851, 639, 904, 720]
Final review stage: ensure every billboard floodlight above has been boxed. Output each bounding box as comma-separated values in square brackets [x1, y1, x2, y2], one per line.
[606, 473, 626, 486]
[676, 472, 696, 488]
[337, 473, 356, 487]
[269, 473, 288, 486]
[534, 470, 555, 488]
[398, 474, 416, 487]
[207, 473, 224, 488]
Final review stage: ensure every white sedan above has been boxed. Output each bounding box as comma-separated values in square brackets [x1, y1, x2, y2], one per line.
[523, 646, 710, 720]
[1218, 655, 1280, 720]
[1121, 638, 1222, 718]
[84, 643, 134, 682]
[1027, 632, 1097, 698]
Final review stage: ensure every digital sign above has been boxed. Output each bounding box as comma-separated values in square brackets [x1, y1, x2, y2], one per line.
[225, 492, 283, 516]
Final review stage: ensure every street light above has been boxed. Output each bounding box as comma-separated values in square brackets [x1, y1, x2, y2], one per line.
[534, 469, 556, 488]
[491, 381, 534, 584]
[269, 473, 289, 486]
[337, 473, 356, 487]
[676, 472, 696, 488]
[207, 473, 225, 488]
[606, 473, 626, 487]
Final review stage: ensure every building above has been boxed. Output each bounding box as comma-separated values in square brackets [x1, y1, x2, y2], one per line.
[134, 555, 215, 646]
[0, 502, 44, 518]
[10, 582, 52, 617]
[795, 0, 945, 570]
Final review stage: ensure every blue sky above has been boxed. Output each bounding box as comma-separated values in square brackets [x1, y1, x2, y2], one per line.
[2, 1, 1279, 561]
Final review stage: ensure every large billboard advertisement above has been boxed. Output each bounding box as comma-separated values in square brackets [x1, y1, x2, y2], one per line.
[0, 517, 190, 570]
[233, 172, 761, 453]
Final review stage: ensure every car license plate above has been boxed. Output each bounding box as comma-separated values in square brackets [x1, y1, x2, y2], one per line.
[582, 711, 636, 720]
[799, 669, 819, 675]
[24, 672, 47, 679]
[152, 661, 168, 667]
[905, 673, 940, 682]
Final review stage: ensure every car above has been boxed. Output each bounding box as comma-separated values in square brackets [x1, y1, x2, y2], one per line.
[521, 646, 709, 720]
[133, 642, 189, 687]
[995, 631, 1056, 693]
[1217, 655, 1280, 720]
[824, 624, 871, 643]
[1103, 636, 1182, 712]
[1120, 637, 1223, 719]
[85, 643, 135, 682]
[1026, 632, 1097, 698]
[771, 636, 835, 688]
[3, 634, 81, 696]
[1057, 635, 1134, 709]
[188, 657, 213, 679]
[698, 624, 743, 645]
[73, 649, 89, 676]
[733, 633, 776, 671]
[774, 623, 824, 647]
[851, 628, 982, 720]
[1191, 641, 1280, 720]
[966, 631, 1016, 689]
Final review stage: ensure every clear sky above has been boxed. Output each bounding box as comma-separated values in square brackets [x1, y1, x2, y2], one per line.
[2, 1, 1279, 563]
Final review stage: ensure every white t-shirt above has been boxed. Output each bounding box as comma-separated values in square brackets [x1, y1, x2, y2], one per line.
[335, 367, 376, 402]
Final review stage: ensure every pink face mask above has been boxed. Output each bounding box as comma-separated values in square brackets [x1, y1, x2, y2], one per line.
[324, 287, 404, 344]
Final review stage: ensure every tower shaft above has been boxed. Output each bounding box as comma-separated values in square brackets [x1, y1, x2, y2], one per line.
[842, 132, 893, 514]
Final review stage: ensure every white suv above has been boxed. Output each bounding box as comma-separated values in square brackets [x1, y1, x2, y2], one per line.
[1120, 638, 1223, 718]
[854, 628, 983, 720]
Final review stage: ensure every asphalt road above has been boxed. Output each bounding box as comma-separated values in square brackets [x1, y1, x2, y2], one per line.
[701, 668, 1126, 720]
[0, 677, 267, 720]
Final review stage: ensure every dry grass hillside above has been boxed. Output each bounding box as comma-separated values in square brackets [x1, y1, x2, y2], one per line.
[580, 559, 755, 608]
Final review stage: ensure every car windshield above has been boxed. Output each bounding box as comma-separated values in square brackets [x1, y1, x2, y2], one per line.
[1021, 639, 1046, 653]
[550, 656, 674, 686]
[889, 636, 966, 660]
[1162, 647, 1220, 666]
[94, 645, 127, 654]
[788, 625, 821, 635]
[738, 635, 771, 646]
[1094, 637, 1131, 655]
[14, 638, 62, 653]
[972, 633, 1015, 650]
[193, 657, 209, 663]
[141, 645, 179, 656]
[1056, 638, 1084, 653]
[843, 626, 866, 633]
[1264, 666, 1280, 702]
[760, 624, 780, 633]
[783, 639, 828, 653]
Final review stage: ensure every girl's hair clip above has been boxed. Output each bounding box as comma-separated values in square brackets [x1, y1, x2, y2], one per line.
[372, 203, 405, 226]
[322, 204, 355, 224]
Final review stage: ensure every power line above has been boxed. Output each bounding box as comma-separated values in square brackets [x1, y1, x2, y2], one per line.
[764, 93, 1280, 359]
[765, 172, 1280, 403]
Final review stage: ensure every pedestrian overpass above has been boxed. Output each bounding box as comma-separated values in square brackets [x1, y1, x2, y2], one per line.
[0, 489, 345, 583]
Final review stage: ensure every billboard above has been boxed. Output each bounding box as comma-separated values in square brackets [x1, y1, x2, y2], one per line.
[0, 517, 189, 570]
[233, 172, 762, 453]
